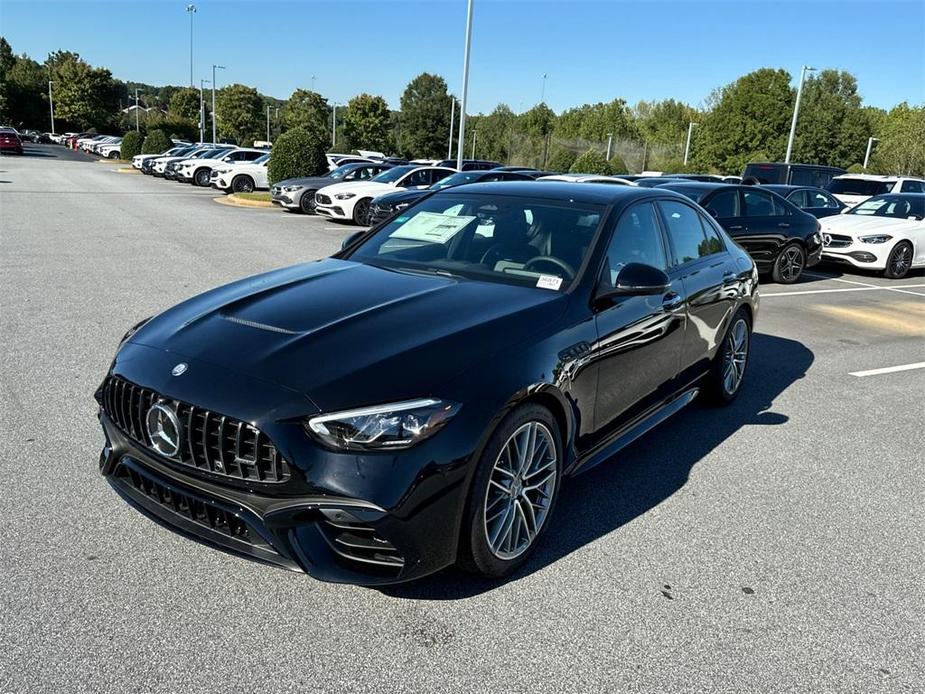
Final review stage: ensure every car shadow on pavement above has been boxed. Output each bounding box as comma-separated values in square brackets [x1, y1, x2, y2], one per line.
[379, 332, 813, 600]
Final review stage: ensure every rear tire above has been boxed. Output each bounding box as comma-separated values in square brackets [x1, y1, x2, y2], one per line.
[352, 198, 372, 225]
[884, 241, 913, 279]
[231, 175, 255, 194]
[703, 308, 751, 405]
[458, 403, 562, 578]
[299, 190, 317, 214]
[771, 242, 806, 284]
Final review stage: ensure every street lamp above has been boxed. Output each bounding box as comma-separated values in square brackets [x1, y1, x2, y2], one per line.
[785, 65, 816, 164]
[456, 0, 474, 171]
[266, 105, 272, 143]
[332, 103, 339, 148]
[683, 121, 698, 165]
[540, 72, 547, 104]
[132, 89, 141, 132]
[447, 96, 456, 160]
[863, 137, 879, 170]
[186, 5, 196, 87]
[199, 78, 210, 143]
[48, 81, 55, 134]
[211, 64, 225, 144]
[311, 75, 316, 92]
[471, 129, 477, 159]
[606, 132, 613, 160]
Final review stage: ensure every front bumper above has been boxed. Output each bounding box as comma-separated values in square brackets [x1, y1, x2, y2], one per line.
[95, 349, 475, 584]
[822, 245, 889, 269]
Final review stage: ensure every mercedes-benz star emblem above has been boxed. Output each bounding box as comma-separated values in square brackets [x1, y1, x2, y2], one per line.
[823, 233, 832, 246]
[146, 402, 183, 458]
[172, 362, 188, 376]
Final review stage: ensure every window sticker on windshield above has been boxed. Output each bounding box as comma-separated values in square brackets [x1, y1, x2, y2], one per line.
[394, 216, 409, 223]
[391, 211, 476, 243]
[536, 275, 563, 291]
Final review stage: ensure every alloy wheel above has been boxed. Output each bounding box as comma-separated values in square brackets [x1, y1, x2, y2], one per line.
[483, 421, 558, 560]
[353, 199, 370, 225]
[722, 318, 749, 395]
[195, 169, 210, 186]
[777, 245, 805, 283]
[888, 243, 911, 278]
[233, 176, 254, 193]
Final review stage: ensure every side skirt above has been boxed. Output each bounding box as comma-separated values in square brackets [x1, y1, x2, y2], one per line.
[568, 387, 699, 477]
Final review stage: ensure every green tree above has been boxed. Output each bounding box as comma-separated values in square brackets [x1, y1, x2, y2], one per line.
[871, 102, 925, 176]
[570, 148, 612, 175]
[120, 130, 143, 160]
[398, 73, 451, 158]
[267, 127, 328, 185]
[635, 99, 699, 148]
[342, 93, 392, 151]
[142, 129, 170, 153]
[547, 147, 577, 172]
[45, 51, 119, 130]
[792, 70, 871, 168]
[469, 104, 516, 162]
[168, 87, 200, 123]
[0, 37, 16, 121]
[693, 68, 794, 174]
[4, 54, 48, 128]
[216, 83, 263, 145]
[281, 89, 329, 141]
[555, 99, 638, 142]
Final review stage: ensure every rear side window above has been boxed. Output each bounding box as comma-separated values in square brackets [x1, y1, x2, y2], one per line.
[786, 190, 809, 208]
[658, 200, 718, 265]
[603, 203, 668, 284]
[808, 190, 840, 208]
[704, 189, 740, 218]
[901, 180, 924, 193]
[743, 190, 787, 216]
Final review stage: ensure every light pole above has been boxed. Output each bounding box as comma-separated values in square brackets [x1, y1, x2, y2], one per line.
[332, 103, 338, 148]
[134, 88, 141, 132]
[186, 5, 196, 87]
[456, 0, 474, 171]
[311, 75, 316, 92]
[863, 137, 879, 170]
[606, 133, 613, 160]
[266, 105, 271, 143]
[471, 129, 477, 159]
[540, 72, 547, 104]
[785, 65, 815, 164]
[211, 65, 225, 143]
[683, 121, 697, 165]
[447, 97, 456, 159]
[199, 78, 210, 143]
[48, 81, 55, 134]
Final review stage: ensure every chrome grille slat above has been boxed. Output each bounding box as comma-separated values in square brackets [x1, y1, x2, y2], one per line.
[101, 376, 291, 484]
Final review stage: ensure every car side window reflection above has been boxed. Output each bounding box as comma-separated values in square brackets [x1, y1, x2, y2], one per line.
[603, 203, 667, 285]
[704, 190, 739, 218]
[657, 200, 718, 265]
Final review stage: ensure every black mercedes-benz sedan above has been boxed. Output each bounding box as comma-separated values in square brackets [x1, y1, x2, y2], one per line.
[761, 184, 846, 219]
[96, 182, 759, 585]
[657, 182, 823, 283]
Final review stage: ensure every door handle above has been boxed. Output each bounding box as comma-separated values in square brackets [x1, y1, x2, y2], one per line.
[662, 292, 684, 311]
[778, 222, 791, 228]
[728, 225, 744, 231]
[722, 270, 738, 285]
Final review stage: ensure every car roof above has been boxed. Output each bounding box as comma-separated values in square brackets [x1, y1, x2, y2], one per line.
[439, 180, 681, 205]
[655, 181, 734, 193]
[832, 173, 897, 181]
[762, 184, 828, 193]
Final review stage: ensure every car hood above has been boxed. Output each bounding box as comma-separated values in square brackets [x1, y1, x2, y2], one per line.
[274, 176, 336, 189]
[321, 180, 397, 197]
[820, 215, 923, 237]
[372, 189, 428, 206]
[129, 259, 566, 410]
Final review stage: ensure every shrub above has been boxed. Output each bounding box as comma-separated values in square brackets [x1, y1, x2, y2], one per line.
[546, 147, 577, 173]
[142, 129, 171, 154]
[608, 154, 629, 174]
[120, 131, 143, 160]
[846, 162, 866, 173]
[569, 148, 612, 175]
[267, 127, 327, 185]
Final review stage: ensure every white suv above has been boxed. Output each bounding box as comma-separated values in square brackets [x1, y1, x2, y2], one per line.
[828, 174, 925, 207]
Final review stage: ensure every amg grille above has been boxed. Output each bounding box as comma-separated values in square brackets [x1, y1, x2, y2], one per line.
[319, 517, 404, 572]
[101, 376, 291, 483]
[825, 233, 852, 248]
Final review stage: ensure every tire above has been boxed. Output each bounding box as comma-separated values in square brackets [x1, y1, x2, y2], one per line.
[194, 168, 211, 187]
[107, 151, 119, 159]
[771, 242, 806, 284]
[299, 190, 317, 214]
[884, 241, 913, 279]
[703, 308, 752, 405]
[231, 175, 255, 194]
[458, 403, 562, 578]
[352, 198, 372, 225]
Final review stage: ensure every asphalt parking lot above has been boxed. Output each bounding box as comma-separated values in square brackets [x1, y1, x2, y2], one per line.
[1, 145, 923, 693]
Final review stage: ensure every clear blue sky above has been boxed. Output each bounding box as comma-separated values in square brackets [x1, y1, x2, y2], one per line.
[2, 0, 923, 113]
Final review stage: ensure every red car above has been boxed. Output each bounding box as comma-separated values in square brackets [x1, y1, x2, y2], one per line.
[0, 128, 24, 155]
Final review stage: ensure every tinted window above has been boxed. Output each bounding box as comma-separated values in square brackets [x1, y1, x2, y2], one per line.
[242, 151, 265, 161]
[808, 190, 840, 208]
[786, 190, 809, 208]
[658, 200, 713, 265]
[743, 190, 786, 216]
[698, 214, 725, 255]
[900, 180, 924, 193]
[603, 203, 668, 285]
[828, 178, 893, 196]
[704, 189, 740, 217]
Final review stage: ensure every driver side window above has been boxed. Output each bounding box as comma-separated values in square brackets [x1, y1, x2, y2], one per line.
[603, 203, 667, 286]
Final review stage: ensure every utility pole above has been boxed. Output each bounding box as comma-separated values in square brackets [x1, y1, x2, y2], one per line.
[48, 81, 55, 134]
[471, 129, 477, 159]
[186, 5, 196, 87]
[266, 105, 271, 143]
[863, 137, 879, 170]
[683, 121, 697, 165]
[211, 64, 225, 144]
[332, 103, 338, 148]
[134, 88, 141, 132]
[456, 0, 474, 171]
[447, 97, 456, 160]
[785, 65, 815, 164]
[606, 133, 613, 160]
[199, 78, 210, 143]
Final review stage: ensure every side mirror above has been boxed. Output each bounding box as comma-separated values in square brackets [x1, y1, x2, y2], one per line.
[342, 230, 365, 250]
[597, 262, 670, 301]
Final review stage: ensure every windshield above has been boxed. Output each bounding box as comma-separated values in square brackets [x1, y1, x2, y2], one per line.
[254, 153, 270, 164]
[348, 193, 603, 290]
[202, 148, 231, 159]
[828, 178, 893, 196]
[328, 164, 358, 180]
[847, 195, 924, 220]
[430, 171, 483, 190]
[371, 165, 417, 183]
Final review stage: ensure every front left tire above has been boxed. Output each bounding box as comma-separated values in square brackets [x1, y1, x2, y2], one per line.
[352, 198, 372, 225]
[299, 190, 317, 214]
[459, 403, 562, 578]
[884, 241, 913, 279]
[231, 175, 255, 194]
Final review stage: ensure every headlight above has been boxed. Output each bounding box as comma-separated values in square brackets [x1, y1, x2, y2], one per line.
[304, 399, 461, 451]
[283, 185, 303, 192]
[334, 192, 356, 200]
[859, 235, 893, 244]
[120, 316, 152, 346]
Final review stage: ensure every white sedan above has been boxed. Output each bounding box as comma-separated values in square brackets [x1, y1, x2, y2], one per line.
[211, 154, 271, 193]
[820, 193, 925, 278]
[537, 173, 637, 185]
[315, 165, 456, 224]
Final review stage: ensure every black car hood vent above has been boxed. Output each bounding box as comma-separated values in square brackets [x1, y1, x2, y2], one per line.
[221, 315, 299, 335]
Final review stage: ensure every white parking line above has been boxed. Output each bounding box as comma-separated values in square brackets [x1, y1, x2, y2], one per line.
[849, 362, 925, 378]
[763, 284, 925, 298]
[802, 272, 925, 297]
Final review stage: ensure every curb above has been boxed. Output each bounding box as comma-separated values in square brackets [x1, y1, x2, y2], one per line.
[213, 194, 274, 209]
